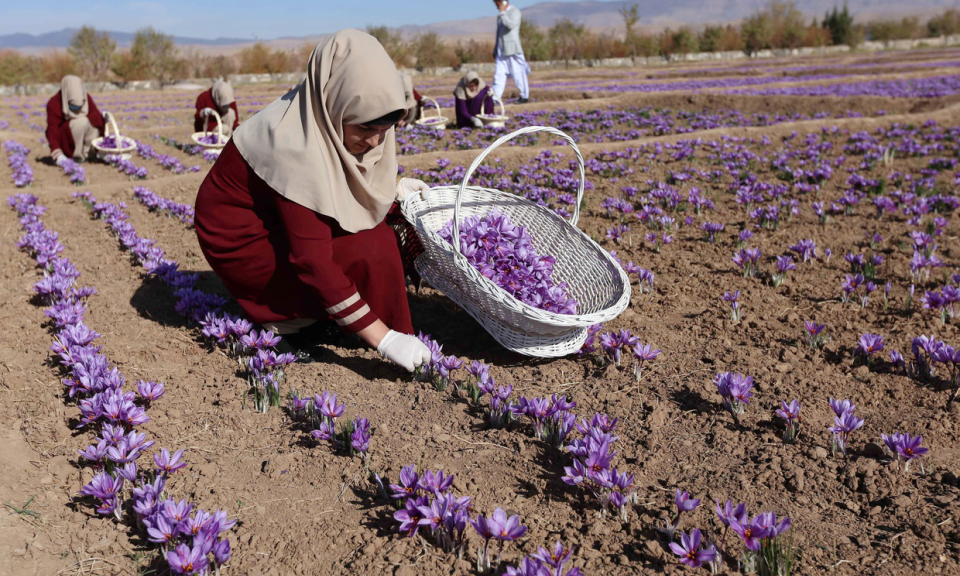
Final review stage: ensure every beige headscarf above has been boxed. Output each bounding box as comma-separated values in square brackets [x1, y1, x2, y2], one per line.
[454, 71, 486, 100]
[211, 80, 235, 109]
[399, 71, 416, 112]
[233, 29, 406, 233]
[61, 75, 88, 120]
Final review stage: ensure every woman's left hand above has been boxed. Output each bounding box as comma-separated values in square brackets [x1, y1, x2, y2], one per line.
[396, 178, 431, 202]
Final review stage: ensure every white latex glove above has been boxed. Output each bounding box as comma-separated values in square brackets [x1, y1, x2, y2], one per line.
[396, 177, 431, 202]
[470, 116, 484, 128]
[53, 151, 66, 166]
[200, 107, 215, 117]
[377, 330, 432, 372]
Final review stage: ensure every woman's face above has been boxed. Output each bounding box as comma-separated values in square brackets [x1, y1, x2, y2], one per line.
[342, 123, 392, 155]
[468, 80, 480, 91]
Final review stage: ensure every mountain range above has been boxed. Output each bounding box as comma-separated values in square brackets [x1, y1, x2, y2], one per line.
[0, 0, 953, 52]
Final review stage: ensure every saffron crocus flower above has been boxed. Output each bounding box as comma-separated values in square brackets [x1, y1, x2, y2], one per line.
[669, 528, 718, 568]
[882, 432, 929, 471]
[136, 380, 165, 404]
[489, 508, 527, 541]
[722, 290, 741, 322]
[389, 465, 420, 500]
[154, 448, 187, 475]
[166, 542, 209, 575]
[632, 342, 661, 381]
[714, 372, 754, 423]
[531, 540, 573, 572]
[755, 511, 792, 538]
[829, 410, 863, 457]
[700, 221, 724, 243]
[418, 469, 454, 494]
[855, 333, 885, 366]
[598, 329, 639, 366]
[313, 390, 345, 422]
[212, 539, 231, 566]
[829, 397, 856, 417]
[729, 516, 771, 552]
[789, 239, 818, 263]
[311, 422, 334, 443]
[675, 489, 701, 512]
[775, 399, 801, 442]
[804, 321, 827, 350]
[715, 499, 748, 527]
[772, 255, 796, 287]
[394, 498, 424, 537]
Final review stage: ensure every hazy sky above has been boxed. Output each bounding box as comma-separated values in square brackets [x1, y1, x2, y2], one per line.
[3, 0, 543, 38]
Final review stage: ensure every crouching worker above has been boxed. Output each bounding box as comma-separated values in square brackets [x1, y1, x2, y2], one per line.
[194, 30, 433, 372]
[454, 71, 493, 129]
[195, 80, 240, 138]
[46, 75, 105, 165]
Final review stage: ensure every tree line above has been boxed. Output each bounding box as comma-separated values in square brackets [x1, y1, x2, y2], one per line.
[1, 4, 959, 87]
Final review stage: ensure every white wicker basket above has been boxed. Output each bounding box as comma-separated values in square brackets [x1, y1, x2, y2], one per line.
[191, 109, 227, 155]
[414, 97, 448, 131]
[401, 126, 631, 357]
[477, 96, 508, 128]
[92, 112, 136, 161]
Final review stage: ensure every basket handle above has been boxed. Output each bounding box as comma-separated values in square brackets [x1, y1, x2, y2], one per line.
[451, 126, 585, 258]
[422, 96, 442, 121]
[205, 108, 224, 141]
[103, 111, 121, 142]
[492, 96, 505, 117]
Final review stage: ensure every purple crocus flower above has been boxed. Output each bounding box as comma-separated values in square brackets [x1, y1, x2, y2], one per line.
[393, 497, 424, 537]
[136, 380, 165, 404]
[855, 333, 885, 365]
[417, 469, 454, 494]
[314, 390, 345, 421]
[669, 528, 718, 568]
[829, 397, 856, 417]
[389, 465, 420, 500]
[675, 489, 701, 512]
[166, 542, 209, 575]
[775, 399, 801, 442]
[598, 329, 640, 366]
[882, 432, 929, 471]
[632, 342, 661, 381]
[488, 508, 528, 541]
[154, 448, 186, 474]
[715, 499, 748, 527]
[729, 516, 771, 552]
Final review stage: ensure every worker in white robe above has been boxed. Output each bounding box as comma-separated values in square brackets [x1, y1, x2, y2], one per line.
[491, 0, 530, 104]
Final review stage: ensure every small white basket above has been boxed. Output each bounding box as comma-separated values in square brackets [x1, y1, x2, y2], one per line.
[401, 126, 631, 357]
[191, 109, 227, 155]
[414, 97, 448, 131]
[477, 96, 508, 128]
[91, 112, 136, 161]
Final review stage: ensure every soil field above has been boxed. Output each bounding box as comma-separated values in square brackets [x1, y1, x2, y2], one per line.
[0, 47, 959, 576]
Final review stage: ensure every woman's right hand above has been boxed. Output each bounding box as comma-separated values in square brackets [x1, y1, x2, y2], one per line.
[470, 116, 484, 128]
[377, 330, 432, 372]
[396, 177, 431, 202]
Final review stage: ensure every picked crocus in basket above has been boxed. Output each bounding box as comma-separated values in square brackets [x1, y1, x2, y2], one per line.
[401, 125, 631, 358]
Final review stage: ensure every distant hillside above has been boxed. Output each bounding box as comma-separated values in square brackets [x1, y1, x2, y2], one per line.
[398, 0, 955, 39]
[1, 0, 955, 52]
[0, 28, 250, 50]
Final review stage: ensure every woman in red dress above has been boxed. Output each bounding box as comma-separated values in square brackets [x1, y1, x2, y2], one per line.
[46, 75, 105, 164]
[195, 80, 240, 138]
[195, 30, 432, 371]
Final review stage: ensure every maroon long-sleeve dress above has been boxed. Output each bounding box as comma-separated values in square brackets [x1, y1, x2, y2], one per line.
[455, 86, 494, 128]
[194, 140, 413, 335]
[194, 89, 240, 133]
[45, 92, 105, 158]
